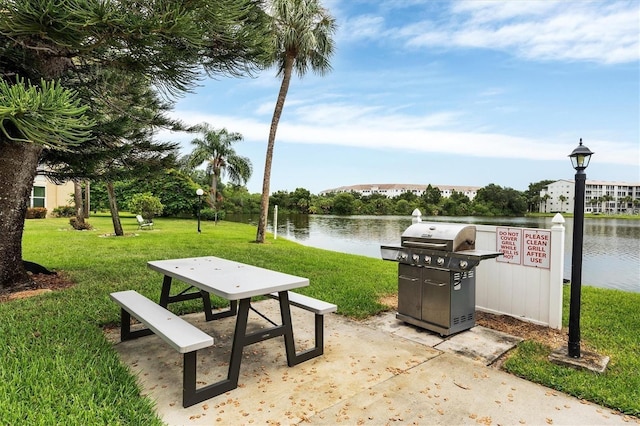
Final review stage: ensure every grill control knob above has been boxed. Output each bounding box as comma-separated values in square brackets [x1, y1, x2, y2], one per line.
[424, 256, 432, 265]
[412, 254, 420, 263]
[459, 260, 469, 270]
[398, 252, 408, 261]
[437, 257, 445, 266]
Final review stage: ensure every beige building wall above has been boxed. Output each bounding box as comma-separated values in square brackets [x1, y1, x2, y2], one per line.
[32, 175, 74, 217]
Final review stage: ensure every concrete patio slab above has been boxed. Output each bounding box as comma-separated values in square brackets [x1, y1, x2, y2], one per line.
[106, 300, 636, 425]
[434, 325, 523, 365]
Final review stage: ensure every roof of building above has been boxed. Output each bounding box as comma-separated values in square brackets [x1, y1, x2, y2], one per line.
[543, 179, 640, 187]
[585, 180, 640, 186]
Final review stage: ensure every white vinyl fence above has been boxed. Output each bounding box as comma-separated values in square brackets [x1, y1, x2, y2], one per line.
[474, 214, 566, 330]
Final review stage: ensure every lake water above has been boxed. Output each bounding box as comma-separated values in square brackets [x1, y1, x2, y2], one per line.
[227, 214, 640, 293]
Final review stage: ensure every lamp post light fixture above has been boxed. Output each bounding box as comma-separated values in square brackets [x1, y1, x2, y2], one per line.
[196, 188, 204, 234]
[567, 138, 594, 358]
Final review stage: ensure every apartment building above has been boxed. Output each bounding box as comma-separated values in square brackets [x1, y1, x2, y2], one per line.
[540, 180, 640, 214]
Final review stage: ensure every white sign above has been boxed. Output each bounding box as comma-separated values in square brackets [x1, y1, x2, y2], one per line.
[496, 227, 522, 264]
[523, 229, 551, 269]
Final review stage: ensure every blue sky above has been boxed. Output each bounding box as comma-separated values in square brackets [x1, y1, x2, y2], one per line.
[160, 0, 639, 195]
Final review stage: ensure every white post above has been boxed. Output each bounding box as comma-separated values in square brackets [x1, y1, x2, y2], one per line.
[549, 213, 566, 330]
[273, 205, 278, 240]
[411, 208, 422, 223]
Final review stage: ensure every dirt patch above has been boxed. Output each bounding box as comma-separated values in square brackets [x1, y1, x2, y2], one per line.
[379, 293, 399, 310]
[475, 311, 567, 348]
[379, 293, 566, 348]
[0, 271, 75, 302]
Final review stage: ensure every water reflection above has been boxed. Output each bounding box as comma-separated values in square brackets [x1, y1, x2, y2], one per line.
[226, 214, 640, 293]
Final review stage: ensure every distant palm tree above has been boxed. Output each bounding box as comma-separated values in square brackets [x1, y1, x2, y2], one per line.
[600, 194, 614, 214]
[255, 0, 337, 243]
[558, 195, 567, 212]
[541, 194, 551, 213]
[188, 124, 252, 212]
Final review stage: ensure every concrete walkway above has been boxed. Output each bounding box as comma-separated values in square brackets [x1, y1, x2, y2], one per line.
[107, 299, 638, 425]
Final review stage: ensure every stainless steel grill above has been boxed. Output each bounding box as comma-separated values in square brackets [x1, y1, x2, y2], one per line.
[381, 222, 502, 336]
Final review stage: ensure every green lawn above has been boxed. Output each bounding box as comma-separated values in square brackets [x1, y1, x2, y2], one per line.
[503, 286, 640, 416]
[0, 215, 638, 423]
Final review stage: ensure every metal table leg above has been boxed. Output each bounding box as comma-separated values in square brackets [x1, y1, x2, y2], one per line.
[169, 291, 313, 407]
[276, 291, 323, 366]
[159, 274, 236, 321]
[183, 298, 251, 406]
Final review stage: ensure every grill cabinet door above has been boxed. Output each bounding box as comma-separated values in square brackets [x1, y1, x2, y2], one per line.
[421, 268, 451, 328]
[397, 264, 421, 319]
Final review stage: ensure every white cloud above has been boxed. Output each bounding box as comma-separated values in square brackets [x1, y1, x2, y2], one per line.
[452, 0, 558, 22]
[290, 102, 382, 124]
[339, 14, 387, 42]
[395, 1, 639, 64]
[166, 104, 638, 168]
[254, 101, 274, 116]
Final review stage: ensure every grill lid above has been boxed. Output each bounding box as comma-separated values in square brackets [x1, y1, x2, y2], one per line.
[401, 222, 475, 252]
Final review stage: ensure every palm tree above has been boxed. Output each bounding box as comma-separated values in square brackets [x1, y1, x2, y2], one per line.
[255, 0, 337, 243]
[541, 194, 551, 213]
[188, 124, 252, 214]
[558, 195, 567, 212]
[600, 194, 614, 214]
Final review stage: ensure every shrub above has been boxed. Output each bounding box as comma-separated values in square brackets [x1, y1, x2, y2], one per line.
[199, 208, 225, 221]
[26, 207, 47, 219]
[129, 192, 163, 220]
[52, 205, 75, 217]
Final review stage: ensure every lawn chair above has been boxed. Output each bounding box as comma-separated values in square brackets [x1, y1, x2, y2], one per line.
[136, 215, 153, 230]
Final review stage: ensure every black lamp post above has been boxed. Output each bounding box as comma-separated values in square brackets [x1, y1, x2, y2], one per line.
[568, 138, 594, 358]
[196, 188, 204, 234]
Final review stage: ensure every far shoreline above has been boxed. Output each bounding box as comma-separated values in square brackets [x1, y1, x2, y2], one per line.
[526, 212, 640, 220]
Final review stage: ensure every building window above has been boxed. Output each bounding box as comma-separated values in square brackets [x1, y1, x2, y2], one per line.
[31, 186, 45, 208]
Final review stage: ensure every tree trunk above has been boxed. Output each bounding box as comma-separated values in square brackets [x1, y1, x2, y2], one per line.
[211, 171, 220, 224]
[73, 180, 85, 225]
[0, 140, 43, 290]
[84, 180, 90, 218]
[106, 181, 124, 236]
[256, 56, 294, 243]
[211, 172, 219, 209]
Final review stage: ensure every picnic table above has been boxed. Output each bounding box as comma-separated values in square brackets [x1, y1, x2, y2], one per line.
[112, 256, 336, 407]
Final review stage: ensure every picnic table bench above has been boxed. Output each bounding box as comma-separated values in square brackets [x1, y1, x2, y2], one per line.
[268, 291, 337, 362]
[110, 290, 214, 407]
